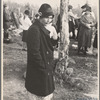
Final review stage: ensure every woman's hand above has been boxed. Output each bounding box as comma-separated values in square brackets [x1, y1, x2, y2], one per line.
[86, 24, 91, 29]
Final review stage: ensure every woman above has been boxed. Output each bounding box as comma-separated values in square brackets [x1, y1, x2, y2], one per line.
[25, 4, 58, 100]
[3, 4, 12, 42]
[78, 7, 96, 55]
[68, 5, 78, 39]
[19, 10, 32, 50]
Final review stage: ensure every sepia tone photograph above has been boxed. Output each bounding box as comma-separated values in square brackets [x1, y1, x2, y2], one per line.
[2, 0, 99, 100]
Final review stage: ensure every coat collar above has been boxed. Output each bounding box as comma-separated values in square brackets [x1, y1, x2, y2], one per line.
[33, 20, 54, 51]
[34, 20, 50, 36]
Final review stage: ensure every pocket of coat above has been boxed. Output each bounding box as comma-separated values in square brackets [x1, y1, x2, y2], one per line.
[34, 60, 46, 69]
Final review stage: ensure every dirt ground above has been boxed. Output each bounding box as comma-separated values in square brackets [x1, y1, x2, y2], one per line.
[3, 32, 98, 100]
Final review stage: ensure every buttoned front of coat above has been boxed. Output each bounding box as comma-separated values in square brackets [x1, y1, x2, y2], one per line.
[25, 20, 57, 96]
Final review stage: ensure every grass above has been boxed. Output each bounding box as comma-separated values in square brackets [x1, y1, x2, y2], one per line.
[3, 31, 98, 100]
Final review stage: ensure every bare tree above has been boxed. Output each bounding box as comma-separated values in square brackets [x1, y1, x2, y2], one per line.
[59, 0, 69, 63]
[55, 0, 72, 85]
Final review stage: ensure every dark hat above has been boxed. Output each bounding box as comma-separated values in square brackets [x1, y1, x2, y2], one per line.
[3, 4, 7, 8]
[38, 3, 54, 18]
[85, 6, 91, 12]
[68, 5, 73, 9]
[24, 10, 30, 15]
[35, 14, 39, 17]
[81, 4, 89, 9]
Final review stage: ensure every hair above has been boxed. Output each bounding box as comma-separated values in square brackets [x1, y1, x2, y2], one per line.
[24, 10, 30, 15]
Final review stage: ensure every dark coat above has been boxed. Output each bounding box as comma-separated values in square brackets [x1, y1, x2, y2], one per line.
[3, 10, 11, 30]
[93, 23, 97, 48]
[78, 13, 96, 48]
[93, 31, 97, 48]
[25, 20, 57, 96]
[22, 30, 28, 42]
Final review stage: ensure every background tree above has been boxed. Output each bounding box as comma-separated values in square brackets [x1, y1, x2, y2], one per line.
[55, 0, 72, 85]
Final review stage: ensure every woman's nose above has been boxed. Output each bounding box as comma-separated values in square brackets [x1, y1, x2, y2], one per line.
[48, 18, 52, 23]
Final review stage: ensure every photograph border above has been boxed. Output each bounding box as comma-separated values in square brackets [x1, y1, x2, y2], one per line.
[1, 0, 99, 100]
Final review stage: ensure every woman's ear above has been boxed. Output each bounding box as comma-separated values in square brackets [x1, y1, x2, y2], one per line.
[38, 12, 42, 17]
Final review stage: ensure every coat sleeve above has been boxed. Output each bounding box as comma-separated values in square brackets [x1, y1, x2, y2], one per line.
[80, 16, 90, 28]
[3, 12, 10, 22]
[68, 11, 78, 19]
[90, 17, 96, 27]
[27, 26, 45, 68]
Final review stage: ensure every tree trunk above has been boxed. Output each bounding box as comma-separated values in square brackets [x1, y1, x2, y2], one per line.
[55, 0, 70, 85]
[59, 0, 69, 64]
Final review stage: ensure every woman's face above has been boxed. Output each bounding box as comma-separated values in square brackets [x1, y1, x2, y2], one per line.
[85, 11, 91, 15]
[40, 16, 53, 26]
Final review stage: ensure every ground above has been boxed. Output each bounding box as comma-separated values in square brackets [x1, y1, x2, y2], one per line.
[3, 31, 98, 100]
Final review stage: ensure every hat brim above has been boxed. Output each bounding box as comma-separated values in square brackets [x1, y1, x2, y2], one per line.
[41, 12, 54, 18]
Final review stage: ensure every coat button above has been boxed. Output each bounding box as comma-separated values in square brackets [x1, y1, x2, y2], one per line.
[48, 73, 50, 75]
[48, 62, 49, 64]
[47, 51, 49, 54]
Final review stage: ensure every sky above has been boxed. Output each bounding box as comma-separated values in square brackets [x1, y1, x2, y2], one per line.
[3, 0, 98, 8]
